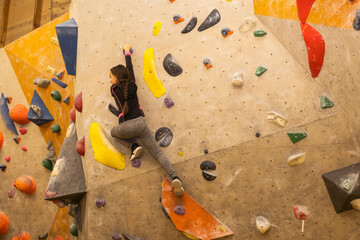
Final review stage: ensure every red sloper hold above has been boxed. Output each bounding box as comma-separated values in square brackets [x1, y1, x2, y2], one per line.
[76, 136, 85, 156]
[74, 92, 82, 113]
[70, 107, 76, 122]
[296, 0, 316, 24]
[301, 23, 325, 78]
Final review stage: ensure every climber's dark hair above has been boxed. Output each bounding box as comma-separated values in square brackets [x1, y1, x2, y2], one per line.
[111, 65, 130, 115]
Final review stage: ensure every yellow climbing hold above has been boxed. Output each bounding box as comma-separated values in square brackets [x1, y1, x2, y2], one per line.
[90, 122, 125, 170]
[143, 48, 166, 98]
[177, 152, 184, 156]
[183, 232, 200, 239]
[153, 21, 162, 36]
[219, 225, 227, 232]
[51, 37, 59, 46]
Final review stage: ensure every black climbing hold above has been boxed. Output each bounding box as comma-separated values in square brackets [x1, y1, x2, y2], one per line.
[0, 164, 7, 172]
[200, 160, 216, 170]
[198, 9, 221, 32]
[181, 17, 197, 34]
[353, 10, 360, 31]
[255, 132, 261, 137]
[202, 170, 217, 181]
[108, 103, 120, 117]
[203, 58, 211, 65]
[155, 127, 173, 147]
[204, 149, 209, 154]
[38, 233, 48, 240]
[221, 27, 233, 38]
[322, 162, 360, 213]
[163, 54, 183, 77]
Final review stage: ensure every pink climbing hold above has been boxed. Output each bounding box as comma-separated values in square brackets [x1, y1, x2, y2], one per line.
[5, 156, 10, 162]
[45, 187, 58, 198]
[8, 188, 15, 198]
[19, 127, 27, 135]
[20, 146, 27, 151]
[70, 107, 76, 122]
[76, 136, 85, 156]
[74, 92, 82, 113]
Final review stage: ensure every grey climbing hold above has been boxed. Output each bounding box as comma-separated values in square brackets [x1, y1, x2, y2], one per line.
[353, 10, 360, 31]
[30, 105, 42, 117]
[174, 205, 186, 215]
[203, 58, 213, 69]
[181, 17, 197, 34]
[33, 77, 51, 88]
[198, 9, 221, 32]
[96, 198, 106, 208]
[155, 127, 173, 147]
[63, 96, 70, 105]
[163, 54, 183, 77]
[256, 216, 271, 234]
[200, 160, 216, 170]
[47, 140, 56, 165]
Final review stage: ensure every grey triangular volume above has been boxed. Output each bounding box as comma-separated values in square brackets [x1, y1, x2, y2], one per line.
[45, 122, 86, 204]
[198, 9, 221, 32]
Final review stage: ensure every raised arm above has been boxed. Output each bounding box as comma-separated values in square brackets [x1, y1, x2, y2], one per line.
[123, 44, 135, 82]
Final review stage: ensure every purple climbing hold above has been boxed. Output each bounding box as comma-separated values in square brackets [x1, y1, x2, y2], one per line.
[131, 158, 142, 168]
[112, 233, 122, 240]
[96, 198, 106, 208]
[164, 97, 174, 108]
[173, 205, 186, 215]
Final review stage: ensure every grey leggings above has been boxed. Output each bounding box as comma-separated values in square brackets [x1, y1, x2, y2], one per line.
[110, 116, 177, 179]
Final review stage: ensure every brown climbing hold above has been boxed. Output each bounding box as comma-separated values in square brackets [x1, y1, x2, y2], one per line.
[70, 107, 76, 122]
[74, 92, 82, 113]
[9, 104, 30, 124]
[8, 188, 15, 198]
[19, 127, 27, 135]
[76, 136, 85, 156]
[14, 175, 36, 195]
[12, 231, 31, 240]
[20, 146, 27, 151]
[0, 211, 9, 235]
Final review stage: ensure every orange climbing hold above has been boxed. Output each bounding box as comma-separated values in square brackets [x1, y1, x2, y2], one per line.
[12, 231, 30, 240]
[14, 175, 36, 195]
[161, 177, 234, 239]
[0, 211, 9, 235]
[9, 104, 30, 124]
[0, 131, 3, 150]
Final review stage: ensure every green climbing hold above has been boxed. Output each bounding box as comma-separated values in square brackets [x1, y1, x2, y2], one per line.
[255, 66, 267, 77]
[51, 124, 61, 133]
[287, 132, 307, 144]
[41, 158, 53, 170]
[70, 224, 78, 237]
[51, 90, 61, 101]
[254, 30, 267, 37]
[321, 96, 334, 109]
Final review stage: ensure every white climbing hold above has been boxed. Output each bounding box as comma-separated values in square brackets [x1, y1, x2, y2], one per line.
[266, 111, 287, 127]
[51, 37, 59, 46]
[350, 199, 360, 210]
[30, 105, 42, 117]
[232, 72, 243, 87]
[256, 216, 271, 234]
[66, 122, 75, 138]
[239, 17, 256, 32]
[288, 153, 306, 166]
[51, 158, 64, 177]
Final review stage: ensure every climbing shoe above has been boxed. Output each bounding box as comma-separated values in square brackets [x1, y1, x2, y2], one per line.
[130, 143, 143, 161]
[172, 177, 185, 197]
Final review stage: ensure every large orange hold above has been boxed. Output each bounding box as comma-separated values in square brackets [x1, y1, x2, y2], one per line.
[9, 104, 30, 124]
[12, 231, 30, 240]
[15, 175, 36, 195]
[0, 211, 9, 235]
[0, 131, 3, 150]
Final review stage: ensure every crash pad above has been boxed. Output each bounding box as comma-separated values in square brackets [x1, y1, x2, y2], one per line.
[161, 177, 234, 240]
[143, 48, 166, 98]
[90, 122, 125, 170]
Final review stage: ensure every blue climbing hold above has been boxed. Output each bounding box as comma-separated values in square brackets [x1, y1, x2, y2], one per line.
[56, 18, 78, 75]
[0, 93, 18, 135]
[27, 90, 54, 126]
[52, 78, 68, 89]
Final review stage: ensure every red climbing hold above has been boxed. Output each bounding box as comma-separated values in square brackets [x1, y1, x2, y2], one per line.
[296, 0, 315, 24]
[20, 146, 27, 151]
[7, 188, 15, 198]
[5, 156, 10, 162]
[19, 127, 27, 135]
[70, 107, 76, 122]
[12, 231, 31, 240]
[301, 23, 325, 78]
[76, 136, 85, 156]
[0, 131, 3, 150]
[74, 92, 82, 113]
[9, 104, 30, 124]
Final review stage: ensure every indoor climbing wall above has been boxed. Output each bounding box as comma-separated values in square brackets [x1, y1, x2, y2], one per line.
[67, 0, 360, 239]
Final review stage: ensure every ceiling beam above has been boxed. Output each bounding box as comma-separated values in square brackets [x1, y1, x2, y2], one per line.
[33, 0, 43, 29]
[0, 0, 10, 47]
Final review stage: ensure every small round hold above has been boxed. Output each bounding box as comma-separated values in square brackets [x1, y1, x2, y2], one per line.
[173, 205, 186, 215]
[96, 198, 106, 208]
[255, 132, 261, 137]
[131, 158, 142, 168]
[202, 170, 217, 181]
[221, 27, 233, 38]
[204, 149, 209, 154]
[203, 58, 211, 65]
[69, 224, 78, 237]
[200, 160, 216, 170]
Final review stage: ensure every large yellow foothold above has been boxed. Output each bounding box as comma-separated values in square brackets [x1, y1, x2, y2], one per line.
[143, 48, 166, 98]
[153, 21, 162, 36]
[90, 122, 125, 170]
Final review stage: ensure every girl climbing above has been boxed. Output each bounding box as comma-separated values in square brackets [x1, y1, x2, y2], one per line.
[109, 44, 184, 197]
